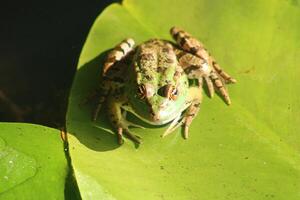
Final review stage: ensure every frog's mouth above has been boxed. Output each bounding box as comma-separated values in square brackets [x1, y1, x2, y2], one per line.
[131, 110, 177, 125]
[124, 102, 191, 126]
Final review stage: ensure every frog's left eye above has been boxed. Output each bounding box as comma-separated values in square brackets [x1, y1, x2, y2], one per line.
[158, 84, 178, 100]
[169, 86, 178, 100]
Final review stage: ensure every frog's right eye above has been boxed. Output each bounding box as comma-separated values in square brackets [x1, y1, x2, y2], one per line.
[137, 84, 155, 99]
[137, 84, 146, 99]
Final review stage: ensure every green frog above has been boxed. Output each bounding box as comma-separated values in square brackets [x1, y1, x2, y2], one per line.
[89, 27, 236, 144]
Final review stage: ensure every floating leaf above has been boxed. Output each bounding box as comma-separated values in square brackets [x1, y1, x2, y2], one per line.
[67, 0, 300, 199]
[0, 123, 67, 199]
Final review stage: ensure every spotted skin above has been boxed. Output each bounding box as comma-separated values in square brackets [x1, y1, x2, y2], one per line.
[102, 38, 135, 76]
[89, 27, 236, 144]
[92, 61, 127, 121]
[171, 27, 236, 104]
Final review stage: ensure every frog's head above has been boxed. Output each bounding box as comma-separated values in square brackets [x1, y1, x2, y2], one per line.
[126, 53, 190, 125]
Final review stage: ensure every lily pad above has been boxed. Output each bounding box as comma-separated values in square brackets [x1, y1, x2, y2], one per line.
[0, 123, 67, 199]
[67, 0, 300, 199]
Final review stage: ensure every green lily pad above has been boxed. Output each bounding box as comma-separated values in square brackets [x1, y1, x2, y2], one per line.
[0, 123, 67, 199]
[67, 0, 300, 199]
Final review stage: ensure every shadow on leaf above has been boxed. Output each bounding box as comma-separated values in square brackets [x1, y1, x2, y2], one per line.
[67, 51, 122, 151]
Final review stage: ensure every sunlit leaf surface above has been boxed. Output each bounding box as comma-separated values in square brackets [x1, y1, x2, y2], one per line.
[67, 0, 300, 199]
[0, 123, 67, 199]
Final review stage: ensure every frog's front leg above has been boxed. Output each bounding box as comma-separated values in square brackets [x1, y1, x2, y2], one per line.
[163, 84, 203, 139]
[182, 95, 202, 139]
[91, 80, 110, 121]
[107, 97, 141, 145]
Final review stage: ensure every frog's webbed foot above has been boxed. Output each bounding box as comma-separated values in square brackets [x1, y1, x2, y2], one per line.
[171, 26, 236, 105]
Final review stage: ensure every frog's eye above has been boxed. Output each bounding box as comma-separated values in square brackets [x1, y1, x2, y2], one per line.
[137, 84, 155, 99]
[158, 84, 178, 100]
[137, 84, 146, 99]
[169, 87, 178, 100]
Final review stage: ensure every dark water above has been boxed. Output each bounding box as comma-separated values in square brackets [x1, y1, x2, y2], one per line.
[0, 0, 118, 127]
[0, 1, 119, 199]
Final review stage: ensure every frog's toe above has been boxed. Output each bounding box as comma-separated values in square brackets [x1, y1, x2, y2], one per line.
[124, 130, 142, 144]
[117, 127, 142, 144]
[212, 61, 237, 84]
[162, 114, 183, 138]
[117, 127, 125, 145]
[204, 76, 215, 98]
[127, 121, 146, 129]
[209, 71, 231, 105]
[183, 125, 189, 139]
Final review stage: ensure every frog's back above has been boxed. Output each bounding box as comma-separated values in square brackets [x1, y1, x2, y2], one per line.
[134, 39, 179, 87]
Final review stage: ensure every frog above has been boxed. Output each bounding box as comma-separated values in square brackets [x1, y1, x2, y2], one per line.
[88, 27, 236, 145]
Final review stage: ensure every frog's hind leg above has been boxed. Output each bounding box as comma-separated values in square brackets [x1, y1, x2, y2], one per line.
[170, 27, 236, 84]
[175, 49, 215, 98]
[171, 27, 210, 61]
[102, 38, 135, 76]
[178, 51, 232, 104]
[172, 28, 235, 104]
